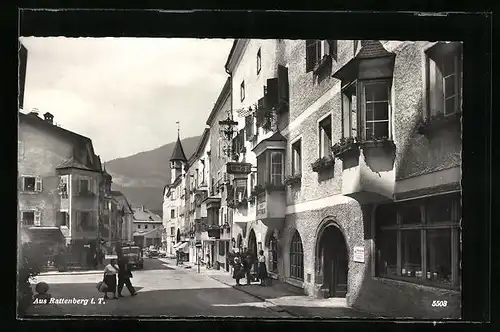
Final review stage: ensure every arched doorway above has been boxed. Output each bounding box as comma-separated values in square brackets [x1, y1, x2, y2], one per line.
[290, 230, 304, 280]
[176, 229, 181, 243]
[318, 225, 348, 298]
[248, 229, 257, 255]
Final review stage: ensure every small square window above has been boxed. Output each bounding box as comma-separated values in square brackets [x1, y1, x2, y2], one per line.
[23, 177, 36, 191]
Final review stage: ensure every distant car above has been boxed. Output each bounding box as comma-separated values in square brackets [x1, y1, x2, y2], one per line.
[121, 246, 144, 270]
[158, 248, 167, 257]
[147, 249, 159, 258]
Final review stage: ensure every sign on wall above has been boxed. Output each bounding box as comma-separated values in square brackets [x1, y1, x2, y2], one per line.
[226, 162, 252, 175]
[353, 246, 364, 263]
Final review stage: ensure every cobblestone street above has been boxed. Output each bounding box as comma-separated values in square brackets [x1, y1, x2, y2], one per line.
[26, 258, 375, 318]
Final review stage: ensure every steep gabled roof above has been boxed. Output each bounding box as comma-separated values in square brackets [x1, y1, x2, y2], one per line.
[356, 40, 395, 59]
[56, 156, 100, 172]
[170, 135, 187, 162]
[133, 207, 162, 222]
[265, 131, 286, 142]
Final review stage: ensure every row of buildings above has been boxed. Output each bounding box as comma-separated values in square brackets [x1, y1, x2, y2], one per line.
[162, 39, 462, 318]
[17, 42, 163, 268]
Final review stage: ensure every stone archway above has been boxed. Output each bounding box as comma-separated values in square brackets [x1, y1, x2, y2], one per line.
[316, 222, 349, 298]
[176, 229, 181, 243]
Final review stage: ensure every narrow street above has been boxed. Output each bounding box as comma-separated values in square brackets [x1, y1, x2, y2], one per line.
[27, 258, 294, 317]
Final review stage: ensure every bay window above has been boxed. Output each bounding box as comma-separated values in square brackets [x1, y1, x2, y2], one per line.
[375, 192, 461, 288]
[361, 80, 392, 140]
[270, 152, 284, 186]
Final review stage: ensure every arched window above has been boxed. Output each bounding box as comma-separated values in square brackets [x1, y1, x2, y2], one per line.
[289, 230, 304, 280]
[269, 234, 278, 272]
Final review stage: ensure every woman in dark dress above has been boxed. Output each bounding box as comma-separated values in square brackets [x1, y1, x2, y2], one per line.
[232, 257, 244, 286]
[257, 250, 268, 286]
[103, 258, 119, 300]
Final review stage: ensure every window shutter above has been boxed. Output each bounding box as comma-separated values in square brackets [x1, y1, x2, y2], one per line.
[327, 40, 337, 60]
[18, 176, 24, 192]
[35, 176, 42, 192]
[305, 40, 316, 72]
[278, 65, 289, 105]
[34, 211, 41, 226]
[429, 58, 443, 117]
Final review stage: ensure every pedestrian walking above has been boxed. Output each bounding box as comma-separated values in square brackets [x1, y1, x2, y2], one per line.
[103, 258, 119, 300]
[206, 254, 211, 269]
[257, 250, 268, 286]
[117, 254, 137, 297]
[232, 257, 244, 286]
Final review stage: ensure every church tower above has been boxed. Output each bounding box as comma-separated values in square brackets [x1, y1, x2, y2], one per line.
[170, 122, 187, 184]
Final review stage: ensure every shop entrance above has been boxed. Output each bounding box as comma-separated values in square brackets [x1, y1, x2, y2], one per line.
[319, 225, 348, 298]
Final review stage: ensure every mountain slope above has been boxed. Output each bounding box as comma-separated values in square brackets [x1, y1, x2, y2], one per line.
[105, 135, 201, 213]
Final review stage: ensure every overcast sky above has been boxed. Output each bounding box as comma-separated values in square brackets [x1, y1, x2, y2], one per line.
[20, 37, 233, 162]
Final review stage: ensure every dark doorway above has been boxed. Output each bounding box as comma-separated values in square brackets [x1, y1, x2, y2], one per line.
[248, 229, 258, 274]
[319, 225, 349, 298]
[237, 234, 243, 250]
[210, 244, 215, 267]
[176, 229, 181, 243]
[248, 229, 257, 255]
[225, 241, 230, 272]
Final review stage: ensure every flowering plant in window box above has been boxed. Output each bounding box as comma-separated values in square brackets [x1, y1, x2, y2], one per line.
[236, 197, 249, 209]
[417, 111, 462, 136]
[264, 183, 286, 192]
[313, 54, 332, 75]
[331, 137, 360, 159]
[284, 174, 302, 186]
[311, 155, 335, 173]
[361, 136, 396, 150]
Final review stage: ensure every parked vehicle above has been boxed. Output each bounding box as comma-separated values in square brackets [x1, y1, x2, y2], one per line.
[121, 246, 144, 270]
[147, 249, 159, 258]
[158, 248, 167, 258]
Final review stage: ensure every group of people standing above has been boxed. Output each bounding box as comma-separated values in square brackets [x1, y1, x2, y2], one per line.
[232, 250, 268, 286]
[102, 249, 137, 300]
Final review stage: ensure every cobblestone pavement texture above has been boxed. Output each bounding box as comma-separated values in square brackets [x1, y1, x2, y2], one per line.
[25, 258, 375, 318]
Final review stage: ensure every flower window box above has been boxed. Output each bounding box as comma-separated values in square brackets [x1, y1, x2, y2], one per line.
[311, 155, 335, 173]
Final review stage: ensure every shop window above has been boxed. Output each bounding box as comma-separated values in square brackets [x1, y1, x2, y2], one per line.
[257, 48, 262, 75]
[21, 211, 37, 226]
[375, 193, 461, 288]
[292, 139, 302, 175]
[426, 42, 462, 117]
[361, 80, 391, 140]
[269, 234, 278, 272]
[289, 230, 304, 280]
[318, 115, 332, 158]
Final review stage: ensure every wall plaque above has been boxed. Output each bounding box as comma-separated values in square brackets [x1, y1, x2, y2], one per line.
[353, 246, 364, 263]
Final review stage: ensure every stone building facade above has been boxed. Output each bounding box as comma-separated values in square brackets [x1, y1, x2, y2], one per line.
[162, 134, 188, 256]
[18, 111, 120, 267]
[216, 39, 462, 318]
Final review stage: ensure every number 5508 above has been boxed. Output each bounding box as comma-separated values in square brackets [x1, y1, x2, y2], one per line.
[431, 300, 448, 307]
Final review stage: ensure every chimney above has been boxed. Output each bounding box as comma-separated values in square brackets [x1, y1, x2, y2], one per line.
[43, 112, 54, 124]
[142, 205, 145, 211]
[28, 108, 39, 118]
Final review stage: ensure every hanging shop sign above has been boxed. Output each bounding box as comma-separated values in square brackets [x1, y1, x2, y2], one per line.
[226, 162, 252, 175]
